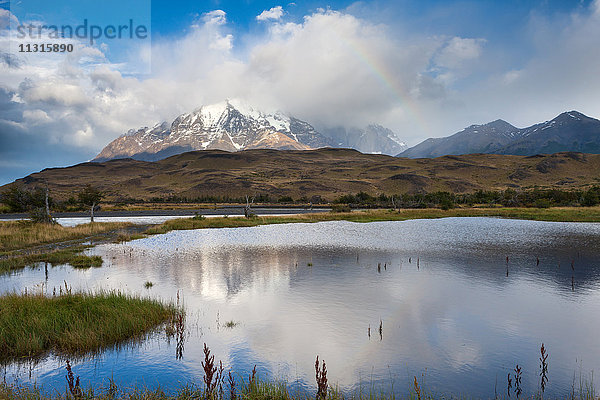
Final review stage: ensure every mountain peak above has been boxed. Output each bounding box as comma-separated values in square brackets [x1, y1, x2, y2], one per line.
[95, 100, 410, 161]
[322, 124, 407, 155]
[94, 100, 332, 161]
[486, 119, 516, 130]
[460, 119, 517, 136]
[553, 110, 589, 122]
[399, 110, 600, 158]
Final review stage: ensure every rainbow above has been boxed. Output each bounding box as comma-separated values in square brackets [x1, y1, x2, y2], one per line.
[335, 32, 430, 133]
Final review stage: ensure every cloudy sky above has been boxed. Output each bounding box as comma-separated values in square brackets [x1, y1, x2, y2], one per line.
[1, 0, 600, 184]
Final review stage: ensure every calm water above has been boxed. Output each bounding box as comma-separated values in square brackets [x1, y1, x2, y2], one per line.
[2, 218, 600, 397]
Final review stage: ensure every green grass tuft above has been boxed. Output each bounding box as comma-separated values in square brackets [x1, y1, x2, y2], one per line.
[224, 320, 238, 328]
[69, 255, 103, 269]
[0, 291, 177, 362]
[0, 246, 102, 274]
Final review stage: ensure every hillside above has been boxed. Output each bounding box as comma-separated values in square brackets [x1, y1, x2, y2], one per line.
[3, 149, 600, 203]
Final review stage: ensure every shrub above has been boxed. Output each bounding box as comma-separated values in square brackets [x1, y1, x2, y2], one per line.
[330, 204, 351, 213]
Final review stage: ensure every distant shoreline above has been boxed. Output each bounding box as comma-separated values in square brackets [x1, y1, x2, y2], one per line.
[2, 207, 599, 274]
[0, 206, 331, 220]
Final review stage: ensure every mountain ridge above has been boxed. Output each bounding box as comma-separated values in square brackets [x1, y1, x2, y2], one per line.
[94, 100, 406, 161]
[94, 100, 325, 161]
[399, 111, 600, 158]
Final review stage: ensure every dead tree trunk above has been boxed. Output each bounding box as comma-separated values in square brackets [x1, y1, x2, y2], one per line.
[244, 195, 255, 218]
[44, 187, 51, 221]
[391, 195, 399, 211]
[90, 201, 96, 223]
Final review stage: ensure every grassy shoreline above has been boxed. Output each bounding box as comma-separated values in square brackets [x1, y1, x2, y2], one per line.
[0, 245, 103, 274]
[0, 221, 133, 253]
[2, 207, 599, 274]
[146, 206, 600, 235]
[0, 291, 177, 362]
[0, 221, 138, 274]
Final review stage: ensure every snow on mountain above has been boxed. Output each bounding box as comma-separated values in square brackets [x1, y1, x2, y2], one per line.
[399, 111, 600, 158]
[95, 100, 408, 161]
[398, 119, 520, 158]
[94, 100, 329, 161]
[323, 124, 407, 155]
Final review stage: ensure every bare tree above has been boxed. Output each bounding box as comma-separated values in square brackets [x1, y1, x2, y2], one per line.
[1, 184, 55, 223]
[244, 195, 256, 219]
[77, 185, 103, 223]
[27, 186, 55, 224]
[44, 187, 51, 221]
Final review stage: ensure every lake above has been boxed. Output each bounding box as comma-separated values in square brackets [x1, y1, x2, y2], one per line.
[2, 217, 600, 398]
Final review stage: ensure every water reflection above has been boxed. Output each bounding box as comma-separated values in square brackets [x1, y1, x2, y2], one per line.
[1, 218, 600, 398]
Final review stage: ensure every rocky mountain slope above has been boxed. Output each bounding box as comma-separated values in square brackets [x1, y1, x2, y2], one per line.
[399, 111, 600, 158]
[94, 100, 330, 161]
[94, 100, 407, 161]
[497, 111, 600, 155]
[324, 125, 407, 155]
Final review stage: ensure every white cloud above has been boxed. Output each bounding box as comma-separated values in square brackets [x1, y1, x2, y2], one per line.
[23, 82, 90, 107]
[462, 1, 600, 128]
[593, 0, 600, 16]
[256, 6, 284, 21]
[502, 70, 521, 85]
[23, 109, 51, 125]
[209, 33, 233, 51]
[71, 125, 94, 146]
[0, 8, 19, 29]
[3, 1, 600, 165]
[242, 10, 441, 128]
[0, 7, 512, 153]
[202, 10, 227, 26]
[435, 37, 486, 69]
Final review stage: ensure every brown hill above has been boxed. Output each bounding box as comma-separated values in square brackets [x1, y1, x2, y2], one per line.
[3, 149, 600, 202]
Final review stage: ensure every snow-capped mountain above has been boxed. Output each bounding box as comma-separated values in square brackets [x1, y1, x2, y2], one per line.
[94, 100, 332, 162]
[398, 119, 521, 158]
[496, 111, 600, 155]
[324, 124, 407, 155]
[398, 111, 600, 158]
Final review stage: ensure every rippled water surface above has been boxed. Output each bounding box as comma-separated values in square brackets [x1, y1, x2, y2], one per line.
[2, 218, 600, 397]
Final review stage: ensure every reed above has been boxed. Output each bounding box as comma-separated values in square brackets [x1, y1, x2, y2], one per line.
[65, 360, 82, 399]
[228, 370, 237, 400]
[540, 343, 549, 395]
[413, 376, 421, 400]
[515, 365, 522, 399]
[0, 369, 599, 400]
[316, 356, 328, 400]
[202, 342, 219, 398]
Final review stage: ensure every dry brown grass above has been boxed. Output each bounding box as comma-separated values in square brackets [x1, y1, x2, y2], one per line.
[4, 149, 600, 202]
[0, 221, 132, 252]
